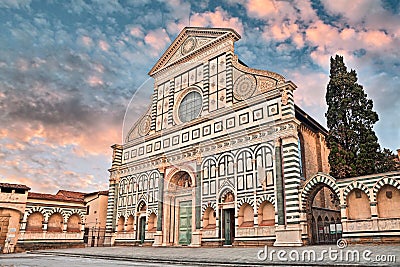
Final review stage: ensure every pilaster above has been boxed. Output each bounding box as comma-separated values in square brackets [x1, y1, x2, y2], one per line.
[190, 152, 203, 247]
[153, 162, 166, 246]
[274, 134, 303, 246]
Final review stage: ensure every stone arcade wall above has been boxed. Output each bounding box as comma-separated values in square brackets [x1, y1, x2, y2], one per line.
[15, 192, 86, 252]
[300, 171, 400, 245]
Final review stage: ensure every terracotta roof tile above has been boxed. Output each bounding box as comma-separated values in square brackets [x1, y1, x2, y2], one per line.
[28, 192, 84, 203]
[0, 183, 30, 191]
[84, 190, 109, 197]
[56, 190, 85, 199]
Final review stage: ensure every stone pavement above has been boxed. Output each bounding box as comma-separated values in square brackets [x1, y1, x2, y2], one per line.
[2, 244, 400, 266]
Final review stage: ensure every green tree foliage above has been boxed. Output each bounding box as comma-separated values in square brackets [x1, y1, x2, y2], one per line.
[325, 55, 398, 178]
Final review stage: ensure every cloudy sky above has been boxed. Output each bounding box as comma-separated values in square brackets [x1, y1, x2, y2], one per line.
[1, 0, 399, 193]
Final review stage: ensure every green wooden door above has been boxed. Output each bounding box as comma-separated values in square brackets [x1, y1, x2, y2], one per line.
[224, 209, 234, 245]
[178, 201, 192, 245]
[139, 217, 146, 244]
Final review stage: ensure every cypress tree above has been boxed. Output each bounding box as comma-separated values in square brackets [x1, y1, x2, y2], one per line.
[325, 55, 397, 178]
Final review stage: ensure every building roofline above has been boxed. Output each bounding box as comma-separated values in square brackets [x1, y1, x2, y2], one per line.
[295, 105, 328, 135]
[0, 183, 30, 191]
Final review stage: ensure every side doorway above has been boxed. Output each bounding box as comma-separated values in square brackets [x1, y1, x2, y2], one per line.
[223, 208, 235, 245]
[139, 216, 146, 244]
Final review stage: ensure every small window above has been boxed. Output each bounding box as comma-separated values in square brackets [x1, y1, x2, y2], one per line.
[355, 190, 362, 199]
[386, 191, 393, 199]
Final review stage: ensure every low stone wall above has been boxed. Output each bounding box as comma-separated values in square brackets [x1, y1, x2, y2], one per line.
[233, 239, 275, 247]
[114, 240, 153, 246]
[15, 241, 84, 252]
[15, 232, 84, 252]
[201, 229, 217, 238]
[342, 218, 400, 244]
[236, 226, 275, 237]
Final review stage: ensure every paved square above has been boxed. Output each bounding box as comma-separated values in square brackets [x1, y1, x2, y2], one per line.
[1, 244, 397, 266]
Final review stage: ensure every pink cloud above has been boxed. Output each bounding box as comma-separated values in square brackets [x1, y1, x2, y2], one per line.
[322, 0, 380, 25]
[80, 35, 93, 47]
[189, 7, 244, 35]
[292, 71, 328, 108]
[360, 30, 392, 48]
[306, 21, 339, 48]
[99, 40, 109, 51]
[87, 75, 104, 86]
[265, 22, 304, 48]
[144, 28, 171, 53]
[128, 26, 144, 38]
[246, 0, 278, 19]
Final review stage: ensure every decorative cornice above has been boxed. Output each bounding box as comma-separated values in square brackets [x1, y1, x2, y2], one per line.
[231, 55, 285, 84]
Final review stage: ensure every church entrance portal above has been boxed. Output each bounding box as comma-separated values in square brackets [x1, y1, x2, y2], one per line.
[165, 170, 194, 246]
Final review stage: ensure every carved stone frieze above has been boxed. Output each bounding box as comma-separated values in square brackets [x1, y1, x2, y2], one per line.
[257, 76, 277, 93]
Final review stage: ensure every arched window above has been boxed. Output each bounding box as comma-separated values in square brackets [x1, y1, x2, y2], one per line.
[26, 212, 43, 232]
[237, 150, 253, 173]
[48, 213, 63, 232]
[132, 177, 137, 193]
[255, 146, 274, 187]
[202, 159, 216, 195]
[203, 207, 216, 229]
[237, 150, 254, 190]
[219, 155, 234, 176]
[238, 203, 254, 227]
[67, 214, 81, 232]
[377, 185, 400, 218]
[119, 180, 123, 195]
[148, 172, 159, 203]
[117, 216, 125, 232]
[128, 178, 133, 193]
[347, 189, 371, 220]
[126, 215, 134, 232]
[258, 201, 275, 226]
[138, 176, 143, 191]
[148, 213, 157, 232]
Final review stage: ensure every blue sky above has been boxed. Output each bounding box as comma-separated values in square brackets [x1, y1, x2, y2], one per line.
[0, 0, 399, 193]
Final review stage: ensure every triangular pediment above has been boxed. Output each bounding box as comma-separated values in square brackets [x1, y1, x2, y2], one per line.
[148, 27, 240, 76]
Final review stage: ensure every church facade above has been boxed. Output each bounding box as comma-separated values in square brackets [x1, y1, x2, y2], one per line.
[106, 27, 400, 247]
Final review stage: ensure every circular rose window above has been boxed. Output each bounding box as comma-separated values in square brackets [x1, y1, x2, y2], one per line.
[178, 91, 202, 123]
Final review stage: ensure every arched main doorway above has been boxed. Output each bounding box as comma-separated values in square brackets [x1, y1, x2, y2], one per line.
[306, 184, 341, 244]
[164, 170, 194, 246]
